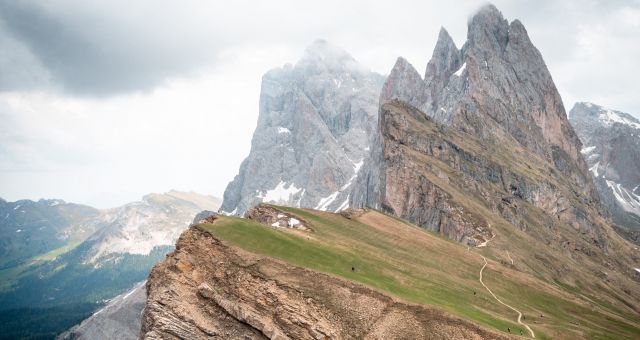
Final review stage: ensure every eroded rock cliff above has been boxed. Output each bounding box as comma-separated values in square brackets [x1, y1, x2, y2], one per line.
[140, 226, 508, 339]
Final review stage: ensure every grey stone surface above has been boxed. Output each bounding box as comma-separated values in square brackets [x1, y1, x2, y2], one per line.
[354, 3, 596, 211]
[57, 282, 146, 340]
[220, 40, 383, 215]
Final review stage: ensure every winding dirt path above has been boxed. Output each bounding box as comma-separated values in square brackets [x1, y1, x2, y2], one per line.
[479, 255, 535, 338]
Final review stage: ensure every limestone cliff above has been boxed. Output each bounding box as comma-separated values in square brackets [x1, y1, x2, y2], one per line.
[220, 40, 384, 215]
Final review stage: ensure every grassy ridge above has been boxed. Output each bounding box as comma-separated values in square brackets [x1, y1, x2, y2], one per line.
[200, 208, 640, 339]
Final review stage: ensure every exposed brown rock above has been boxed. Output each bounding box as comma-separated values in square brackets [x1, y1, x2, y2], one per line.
[140, 226, 511, 339]
[339, 208, 367, 219]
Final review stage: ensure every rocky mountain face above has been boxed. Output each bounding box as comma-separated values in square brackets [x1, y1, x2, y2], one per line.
[220, 40, 384, 215]
[569, 102, 640, 236]
[353, 4, 597, 245]
[0, 191, 219, 339]
[377, 9, 585, 168]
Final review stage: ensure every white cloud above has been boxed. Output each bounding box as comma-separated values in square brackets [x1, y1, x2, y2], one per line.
[0, 0, 638, 207]
[0, 44, 298, 207]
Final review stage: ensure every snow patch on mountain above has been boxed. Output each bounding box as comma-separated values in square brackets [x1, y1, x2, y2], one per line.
[315, 191, 340, 211]
[581, 146, 596, 154]
[454, 62, 466, 77]
[599, 108, 640, 129]
[257, 181, 302, 204]
[336, 197, 350, 212]
[606, 180, 640, 217]
[589, 162, 600, 177]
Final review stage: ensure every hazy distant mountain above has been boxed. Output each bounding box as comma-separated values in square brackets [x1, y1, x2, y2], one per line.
[0, 198, 99, 271]
[569, 102, 640, 237]
[220, 40, 384, 215]
[0, 191, 220, 339]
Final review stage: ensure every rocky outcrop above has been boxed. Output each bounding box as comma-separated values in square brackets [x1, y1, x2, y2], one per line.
[220, 40, 384, 216]
[569, 102, 640, 231]
[191, 210, 218, 225]
[140, 226, 509, 339]
[245, 204, 312, 231]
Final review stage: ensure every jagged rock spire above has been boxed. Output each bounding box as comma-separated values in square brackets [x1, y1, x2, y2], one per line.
[380, 57, 427, 110]
[425, 27, 461, 86]
[466, 3, 509, 50]
[377, 2, 590, 184]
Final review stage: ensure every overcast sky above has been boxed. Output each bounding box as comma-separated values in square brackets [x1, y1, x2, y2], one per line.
[0, 0, 638, 208]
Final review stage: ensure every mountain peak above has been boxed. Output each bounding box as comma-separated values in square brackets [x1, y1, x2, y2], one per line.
[425, 26, 461, 86]
[381, 57, 427, 108]
[436, 27, 455, 46]
[466, 3, 509, 50]
[298, 39, 364, 73]
[303, 39, 348, 57]
[469, 3, 504, 25]
[570, 102, 640, 129]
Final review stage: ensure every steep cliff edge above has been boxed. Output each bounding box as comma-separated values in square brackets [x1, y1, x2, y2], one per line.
[140, 225, 507, 339]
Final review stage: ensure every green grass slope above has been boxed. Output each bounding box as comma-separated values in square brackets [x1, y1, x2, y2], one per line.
[200, 207, 640, 339]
